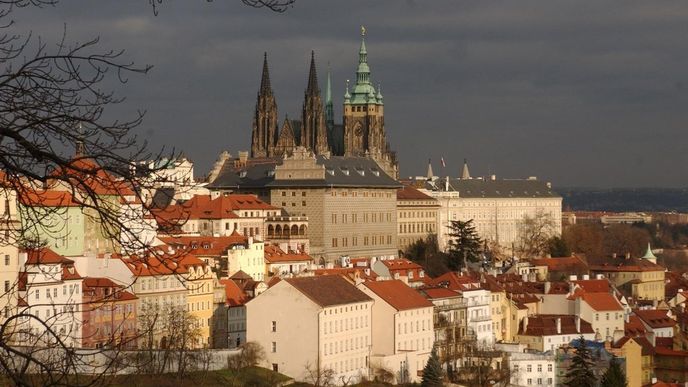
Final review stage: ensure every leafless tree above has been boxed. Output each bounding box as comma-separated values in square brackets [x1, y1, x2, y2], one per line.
[303, 361, 335, 387]
[148, 0, 296, 15]
[516, 210, 558, 258]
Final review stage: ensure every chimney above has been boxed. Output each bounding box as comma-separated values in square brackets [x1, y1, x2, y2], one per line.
[556, 317, 561, 334]
[569, 275, 578, 281]
[625, 252, 631, 259]
[582, 274, 590, 280]
[612, 253, 617, 259]
[625, 313, 630, 323]
[575, 315, 581, 333]
[238, 151, 249, 165]
[596, 274, 604, 280]
[544, 281, 551, 294]
[523, 316, 529, 333]
[522, 273, 528, 283]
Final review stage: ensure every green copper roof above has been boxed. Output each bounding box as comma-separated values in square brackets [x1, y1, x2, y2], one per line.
[345, 32, 382, 105]
[641, 243, 657, 260]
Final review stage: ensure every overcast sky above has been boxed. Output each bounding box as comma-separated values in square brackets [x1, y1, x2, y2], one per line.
[21, 1, 688, 188]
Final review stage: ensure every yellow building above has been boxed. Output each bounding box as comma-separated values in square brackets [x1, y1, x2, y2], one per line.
[180, 254, 215, 348]
[589, 255, 665, 301]
[396, 185, 439, 252]
[0, 178, 20, 335]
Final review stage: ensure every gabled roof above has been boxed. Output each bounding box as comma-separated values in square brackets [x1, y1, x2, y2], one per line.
[519, 314, 594, 336]
[362, 280, 433, 311]
[624, 315, 647, 336]
[285, 275, 372, 308]
[572, 279, 610, 293]
[397, 185, 438, 202]
[24, 248, 72, 265]
[531, 256, 589, 273]
[419, 287, 462, 300]
[589, 256, 665, 272]
[634, 309, 677, 329]
[19, 189, 81, 207]
[122, 248, 207, 277]
[578, 292, 624, 312]
[160, 235, 248, 256]
[220, 279, 248, 307]
[264, 245, 312, 264]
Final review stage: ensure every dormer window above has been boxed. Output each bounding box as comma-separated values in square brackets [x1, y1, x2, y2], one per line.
[340, 167, 350, 176]
[326, 168, 334, 176]
[356, 168, 365, 176]
[267, 170, 275, 177]
[239, 171, 247, 178]
[371, 169, 380, 177]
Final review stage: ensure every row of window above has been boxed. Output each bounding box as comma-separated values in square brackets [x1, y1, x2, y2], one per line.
[324, 315, 369, 334]
[514, 363, 553, 373]
[331, 235, 393, 248]
[34, 284, 80, 300]
[398, 211, 436, 219]
[330, 191, 393, 198]
[399, 222, 435, 234]
[332, 212, 393, 224]
[324, 335, 369, 355]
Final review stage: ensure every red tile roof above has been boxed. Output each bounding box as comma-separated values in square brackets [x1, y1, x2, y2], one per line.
[362, 280, 433, 311]
[579, 292, 624, 311]
[397, 185, 437, 201]
[24, 248, 72, 265]
[122, 248, 207, 277]
[419, 287, 462, 300]
[634, 309, 677, 329]
[264, 245, 312, 264]
[519, 314, 594, 336]
[220, 279, 248, 306]
[52, 158, 136, 196]
[625, 315, 647, 336]
[589, 256, 665, 273]
[159, 235, 248, 256]
[285, 275, 373, 308]
[19, 190, 81, 207]
[531, 256, 589, 273]
[572, 279, 610, 293]
[153, 194, 277, 224]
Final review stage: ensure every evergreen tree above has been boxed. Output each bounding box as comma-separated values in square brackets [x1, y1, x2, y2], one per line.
[601, 355, 627, 387]
[547, 236, 571, 257]
[421, 347, 443, 387]
[447, 219, 482, 270]
[565, 336, 597, 387]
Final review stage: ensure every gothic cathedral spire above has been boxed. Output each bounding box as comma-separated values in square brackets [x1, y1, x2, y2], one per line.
[251, 53, 279, 158]
[301, 51, 329, 155]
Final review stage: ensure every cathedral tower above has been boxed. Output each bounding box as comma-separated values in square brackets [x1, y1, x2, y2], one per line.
[301, 51, 329, 155]
[342, 28, 398, 178]
[250, 53, 279, 158]
[342, 28, 387, 158]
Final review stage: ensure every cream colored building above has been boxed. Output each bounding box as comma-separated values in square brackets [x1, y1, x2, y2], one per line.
[358, 280, 434, 384]
[589, 255, 665, 301]
[417, 172, 562, 254]
[247, 275, 373, 384]
[226, 237, 265, 281]
[0, 182, 20, 332]
[207, 148, 400, 263]
[396, 185, 439, 252]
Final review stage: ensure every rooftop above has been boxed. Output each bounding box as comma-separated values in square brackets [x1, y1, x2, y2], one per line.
[362, 280, 433, 311]
[285, 275, 373, 308]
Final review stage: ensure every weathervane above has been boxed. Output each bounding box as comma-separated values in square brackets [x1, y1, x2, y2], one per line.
[361, 25, 366, 37]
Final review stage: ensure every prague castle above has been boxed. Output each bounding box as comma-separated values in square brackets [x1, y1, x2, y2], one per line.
[249, 30, 398, 178]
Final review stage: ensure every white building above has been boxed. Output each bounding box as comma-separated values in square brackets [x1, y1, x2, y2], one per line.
[226, 237, 265, 281]
[417, 168, 562, 254]
[463, 285, 493, 348]
[358, 280, 434, 384]
[247, 275, 373, 385]
[17, 249, 84, 348]
[503, 346, 557, 387]
[517, 314, 596, 352]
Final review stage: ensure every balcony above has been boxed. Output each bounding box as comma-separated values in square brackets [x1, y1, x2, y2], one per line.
[469, 314, 492, 323]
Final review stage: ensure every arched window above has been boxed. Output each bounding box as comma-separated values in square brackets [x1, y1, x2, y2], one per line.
[299, 225, 306, 236]
[291, 225, 298, 236]
[267, 225, 274, 237]
[275, 225, 282, 237]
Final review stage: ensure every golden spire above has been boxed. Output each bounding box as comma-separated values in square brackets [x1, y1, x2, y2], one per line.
[361, 25, 366, 36]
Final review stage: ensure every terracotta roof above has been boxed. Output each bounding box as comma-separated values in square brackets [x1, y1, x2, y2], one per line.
[579, 292, 624, 311]
[419, 287, 462, 300]
[426, 271, 480, 291]
[625, 315, 647, 336]
[634, 309, 677, 329]
[589, 256, 665, 272]
[519, 314, 594, 336]
[61, 264, 82, 280]
[160, 235, 248, 256]
[654, 346, 688, 357]
[122, 248, 206, 277]
[264, 245, 312, 263]
[51, 158, 136, 196]
[531, 256, 589, 273]
[220, 279, 248, 306]
[285, 275, 373, 307]
[152, 194, 277, 225]
[313, 267, 378, 282]
[397, 185, 437, 201]
[19, 190, 81, 207]
[362, 280, 433, 311]
[655, 337, 674, 349]
[572, 279, 610, 293]
[24, 248, 72, 265]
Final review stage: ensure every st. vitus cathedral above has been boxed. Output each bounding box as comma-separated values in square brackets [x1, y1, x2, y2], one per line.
[250, 30, 398, 179]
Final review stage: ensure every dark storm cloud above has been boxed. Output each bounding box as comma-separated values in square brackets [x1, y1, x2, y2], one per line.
[19, 1, 688, 187]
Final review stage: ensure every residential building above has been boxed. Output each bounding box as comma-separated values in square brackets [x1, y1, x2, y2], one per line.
[396, 185, 439, 251]
[418, 287, 468, 372]
[517, 314, 595, 352]
[17, 248, 84, 347]
[246, 275, 374, 384]
[213, 278, 249, 349]
[371, 258, 427, 288]
[589, 254, 665, 301]
[0, 178, 21, 333]
[568, 278, 625, 341]
[264, 244, 313, 278]
[81, 277, 138, 349]
[358, 280, 434, 383]
[507, 350, 557, 387]
[634, 309, 677, 338]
